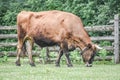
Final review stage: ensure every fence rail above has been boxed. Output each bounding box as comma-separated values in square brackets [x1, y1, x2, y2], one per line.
[0, 25, 114, 31]
[0, 14, 119, 63]
[0, 34, 17, 39]
[0, 26, 17, 30]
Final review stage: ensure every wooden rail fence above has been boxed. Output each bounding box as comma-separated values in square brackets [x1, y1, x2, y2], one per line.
[0, 14, 119, 63]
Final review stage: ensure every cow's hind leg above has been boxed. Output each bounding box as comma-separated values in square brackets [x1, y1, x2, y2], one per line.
[46, 47, 50, 62]
[16, 48, 21, 66]
[25, 39, 35, 66]
[16, 39, 23, 66]
[55, 49, 63, 67]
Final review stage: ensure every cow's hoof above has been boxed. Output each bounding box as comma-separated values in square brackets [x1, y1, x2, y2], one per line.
[15, 61, 21, 66]
[67, 64, 73, 67]
[30, 63, 36, 67]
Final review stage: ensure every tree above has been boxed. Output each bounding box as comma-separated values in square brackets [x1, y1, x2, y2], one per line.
[0, 0, 119, 26]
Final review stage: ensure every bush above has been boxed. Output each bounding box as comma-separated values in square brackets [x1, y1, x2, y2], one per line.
[0, 51, 8, 63]
[0, 0, 120, 26]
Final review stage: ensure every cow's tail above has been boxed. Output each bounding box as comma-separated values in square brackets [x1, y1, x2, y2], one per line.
[22, 41, 27, 58]
[22, 36, 34, 58]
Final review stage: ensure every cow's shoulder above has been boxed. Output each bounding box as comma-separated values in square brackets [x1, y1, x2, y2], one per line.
[17, 11, 35, 23]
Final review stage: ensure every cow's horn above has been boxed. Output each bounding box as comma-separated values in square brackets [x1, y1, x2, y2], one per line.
[95, 45, 103, 50]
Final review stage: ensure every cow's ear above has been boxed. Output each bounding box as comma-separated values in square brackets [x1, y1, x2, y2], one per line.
[87, 43, 92, 48]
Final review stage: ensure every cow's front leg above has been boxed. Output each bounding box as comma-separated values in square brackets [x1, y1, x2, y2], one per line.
[55, 49, 63, 67]
[64, 51, 73, 67]
[60, 41, 73, 67]
[26, 40, 35, 66]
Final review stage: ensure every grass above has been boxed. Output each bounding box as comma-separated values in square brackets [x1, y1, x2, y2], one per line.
[0, 58, 120, 80]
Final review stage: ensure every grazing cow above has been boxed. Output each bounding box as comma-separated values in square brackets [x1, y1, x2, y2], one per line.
[16, 10, 101, 67]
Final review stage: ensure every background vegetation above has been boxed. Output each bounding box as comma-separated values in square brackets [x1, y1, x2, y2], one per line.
[0, 0, 120, 26]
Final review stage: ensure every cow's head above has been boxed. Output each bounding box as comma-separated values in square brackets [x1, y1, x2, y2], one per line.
[81, 43, 102, 67]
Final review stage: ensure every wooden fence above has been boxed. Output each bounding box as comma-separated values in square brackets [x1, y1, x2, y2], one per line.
[0, 14, 119, 63]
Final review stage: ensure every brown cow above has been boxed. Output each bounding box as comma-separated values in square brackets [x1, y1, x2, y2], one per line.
[16, 10, 101, 67]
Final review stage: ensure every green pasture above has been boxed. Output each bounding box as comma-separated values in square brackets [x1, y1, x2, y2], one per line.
[0, 58, 120, 80]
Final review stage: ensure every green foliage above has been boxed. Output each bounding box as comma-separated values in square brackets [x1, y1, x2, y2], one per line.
[99, 49, 108, 59]
[0, 0, 119, 26]
[0, 47, 16, 52]
[99, 41, 112, 46]
[0, 51, 8, 63]
[70, 50, 81, 63]
[39, 48, 46, 64]
[49, 52, 58, 58]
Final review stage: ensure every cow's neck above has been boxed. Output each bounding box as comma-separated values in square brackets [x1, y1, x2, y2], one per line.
[78, 43, 87, 50]
[76, 39, 92, 51]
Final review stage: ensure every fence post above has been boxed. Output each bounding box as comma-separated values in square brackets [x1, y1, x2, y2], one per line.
[114, 14, 119, 63]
